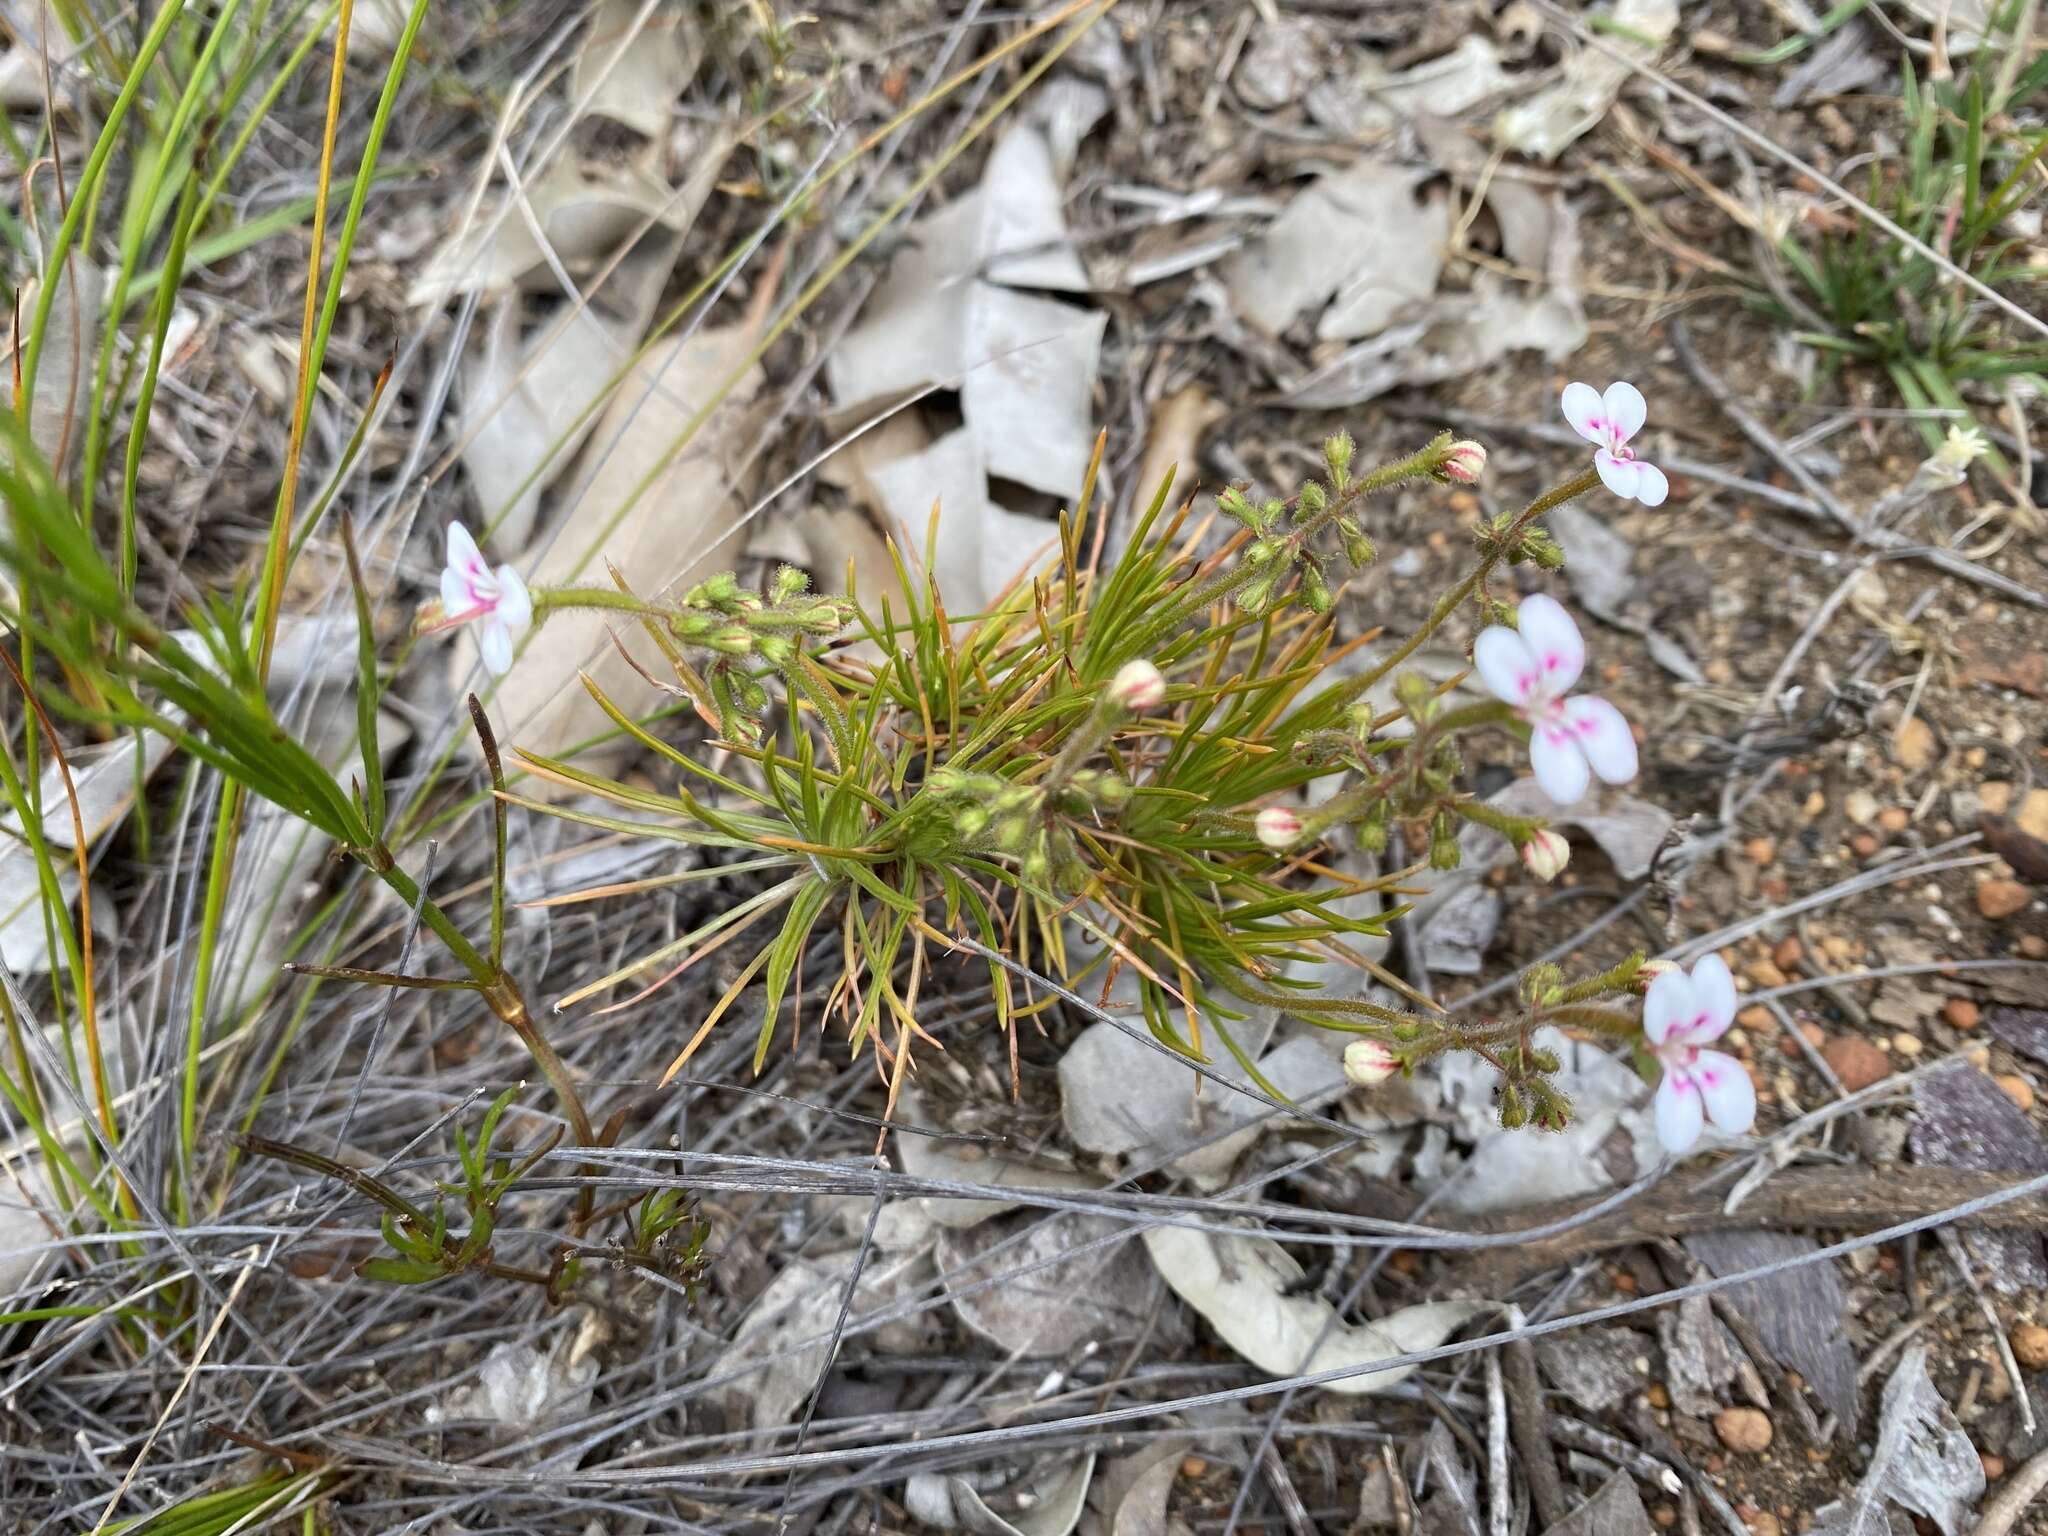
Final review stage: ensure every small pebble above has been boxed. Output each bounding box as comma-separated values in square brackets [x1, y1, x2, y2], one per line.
[1877, 806, 1910, 833]
[1982, 1453, 2007, 1480]
[1801, 791, 1826, 820]
[1978, 879, 2031, 919]
[1844, 789, 1879, 826]
[1739, 1004, 1774, 1030]
[1745, 836, 1777, 867]
[1851, 832, 1880, 858]
[1981, 781, 2014, 815]
[2023, 934, 2048, 960]
[2011, 1323, 2048, 1372]
[1773, 936, 1803, 971]
[1745, 1514, 1782, 1536]
[1714, 1406, 1773, 1454]
[1745, 958, 1789, 989]
[1892, 1033, 1923, 1057]
[1945, 998, 1980, 1031]
[1997, 1074, 2035, 1113]
[1823, 1035, 1891, 1092]
[1896, 716, 1937, 771]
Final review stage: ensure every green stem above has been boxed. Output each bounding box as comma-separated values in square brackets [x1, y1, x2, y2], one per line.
[1156, 438, 1451, 632]
[1322, 466, 1601, 719]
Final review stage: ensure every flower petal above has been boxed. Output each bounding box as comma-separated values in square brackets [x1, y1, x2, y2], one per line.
[447, 520, 487, 580]
[478, 618, 514, 676]
[1602, 382, 1647, 444]
[1474, 625, 1541, 707]
[1594, 449, 1642, 500]
[1689, 953, 1738, 1037]
[494, 563, 533, 636]
[1529, 720, 1591, 806]
[440, 562, 469, 617]
[1655, 1070, 1705, 1155]
[1693, 1050, 1757, 1136]
[1632, 461, 1670, 508]
[1515, 593, 1585, 697]
[1561, 695, 1638, 784]
[1643, 967, 1700, 1047]
[1561, 381, 1606, 444]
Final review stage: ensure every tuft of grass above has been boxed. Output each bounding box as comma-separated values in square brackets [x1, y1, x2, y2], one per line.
[1757, 32, 2048, 465]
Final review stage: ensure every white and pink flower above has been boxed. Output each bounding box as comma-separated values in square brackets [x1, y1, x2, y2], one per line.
[437, 521, 531, 675]
[1562, 381, 1669, 507]
[1474, 594, 1637, 806]
[1644, 954, 1756, 1155]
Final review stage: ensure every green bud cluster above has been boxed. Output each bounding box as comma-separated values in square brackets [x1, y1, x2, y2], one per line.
[917, 768, 1093, 893]
[665, 567, 856, 662]
[1475, 514, 1564, 570]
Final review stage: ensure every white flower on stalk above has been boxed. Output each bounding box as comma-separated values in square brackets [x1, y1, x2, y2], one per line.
[1255, 806, 1303, 850]
[1110, 659, 1166, 711]
[1473, 594, 1637, 807]
[1343, 1039, 1397, 1087]
[1643, 953, 1756, 1155]
[1520, 828, 1570, 882]
[1561, 381, 1669, 507]
[439, 521, 532, 675]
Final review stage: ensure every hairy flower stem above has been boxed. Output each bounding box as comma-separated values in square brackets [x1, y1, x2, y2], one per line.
[1320, 466, 1601, 720]
[1156, 437, 1452, 632]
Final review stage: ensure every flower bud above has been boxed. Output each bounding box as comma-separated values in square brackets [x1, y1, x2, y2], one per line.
[1520, 828, 1570, 882]
[1324, 430, 1354, 478]
[1298, 481, 1327, 514]
[1343, 1039, 1397, 1087]
[1633, 958, 1680, 994]
[771, 565, 809, 602]
[1438, 440, 1486, 485]
[1255, 806, 1303, 850]
[1110, 659, 1166, 712]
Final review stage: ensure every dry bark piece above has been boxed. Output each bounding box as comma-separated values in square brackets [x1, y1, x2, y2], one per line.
[1811, 1347, 1982, 1535]
[1911, 1066, 2048, 1291]
[1683, 1230, 1860, 1429]
[1986, 1007, 2048, 1068]
[1540, 1472, 1654, 1536]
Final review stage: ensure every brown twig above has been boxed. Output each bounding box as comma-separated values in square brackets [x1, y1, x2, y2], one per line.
[1452, 1166, 2048, 1291]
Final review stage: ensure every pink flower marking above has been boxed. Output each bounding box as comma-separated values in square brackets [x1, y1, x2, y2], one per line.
[1643, 954, 1756, 1155]
[1472, 594, 1637, 807]
[1561, 381, 1670, 507]
[437, 521, 532, 676]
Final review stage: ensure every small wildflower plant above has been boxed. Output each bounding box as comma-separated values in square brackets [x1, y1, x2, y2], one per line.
[412, 400, 1738, 1153]
[0, 388, 1741, 1181]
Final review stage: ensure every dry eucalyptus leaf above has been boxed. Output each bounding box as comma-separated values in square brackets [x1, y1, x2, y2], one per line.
[864, 429, 1060, 624]
[827, 124, 1102, 500]
[1220, 162, 1448, 340]
[894, 1108, 1099, 1232]
[571, 0, 697, 138]
[1144, 1222, 1490, 1395]
[903, 1456, 1096, 1536]
[4, 264, 103, 487]
[708, 1249, 932, 1433]
[0, 733, 173, 851]
[483, 316, 763, 766]
[1060, 1025, 1343, 1189]
[409, 152, 710, 307]
[938, 1210, 1162, 1355]
[1492, 0, 1678, 159]
[1092, 1440, 1189, 1536]
[1811, 1347, 1982, 1536]
[1283, 273, 1584, 408]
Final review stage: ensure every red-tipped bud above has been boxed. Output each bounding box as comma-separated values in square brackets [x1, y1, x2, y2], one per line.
[1255, 806, 1304, 850]
[1440, 440, 1487, 484]
[1633, 958, 1680, 994]
[1344, 1039, 1397, 1087]
[1520, 828, 1570, 882]
[1110, 659, 1166, 712]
